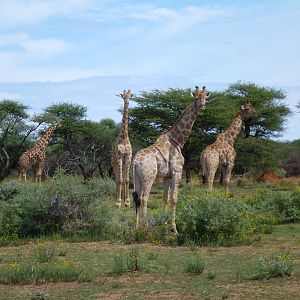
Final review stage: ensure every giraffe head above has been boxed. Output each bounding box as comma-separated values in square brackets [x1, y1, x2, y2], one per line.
[192, 86, 210, 111]
[120, 89, 134, 104]
[53, 121, 63, 130]
[240, 101, 258, 121]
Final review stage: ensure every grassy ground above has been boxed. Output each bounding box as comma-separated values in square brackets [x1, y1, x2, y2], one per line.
[0, 223, 299, 300]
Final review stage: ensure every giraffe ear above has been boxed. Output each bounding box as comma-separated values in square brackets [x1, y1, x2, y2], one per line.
[206, 92, 211, 98]
[191, 92, 195, 97]
[241, 105, 245, 110]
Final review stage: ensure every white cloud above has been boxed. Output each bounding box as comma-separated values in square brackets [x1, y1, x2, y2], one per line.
[94, 4, 233, 38]
[151, 6, 233, 39]
[0, 0, 91, 28]
[0, 33, 96, 82]
[0, 34, 71, 56]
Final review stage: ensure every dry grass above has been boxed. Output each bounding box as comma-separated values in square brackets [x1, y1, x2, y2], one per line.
[0, 223, 299, 299]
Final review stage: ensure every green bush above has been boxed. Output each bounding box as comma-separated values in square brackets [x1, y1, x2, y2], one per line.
[247, 188, 300, 224]
[250, 251, 293, 280]
[177, 186, 252, 245]
[0, 201, 20, 241]
[0, 180, 21, 201]
[111, 252, 126, 275]
[184, 255, 205, 274]
[0, 172, 116, 239]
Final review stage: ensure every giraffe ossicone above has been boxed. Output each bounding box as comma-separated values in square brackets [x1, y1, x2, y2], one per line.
[132, 85, 210, 234]
[19, 122, 62, 183]
[201, 101, 257, 195]
[111, 89, 133, 208]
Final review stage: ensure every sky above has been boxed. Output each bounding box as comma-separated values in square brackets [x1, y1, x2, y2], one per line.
[0, 0, 299, 140]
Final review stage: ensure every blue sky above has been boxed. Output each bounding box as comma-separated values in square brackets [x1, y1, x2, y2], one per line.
[0, 0, 299, 140]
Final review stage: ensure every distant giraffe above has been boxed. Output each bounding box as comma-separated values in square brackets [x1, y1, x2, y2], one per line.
[19, 122, 62, 183]
[111, 89, 133, 208]
[132, 86, 210, 234]
[201, 102, 257, 194]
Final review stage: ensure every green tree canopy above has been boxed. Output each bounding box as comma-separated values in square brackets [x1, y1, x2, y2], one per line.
[44, 102, 87, 121]
[44, 102, 118, 180]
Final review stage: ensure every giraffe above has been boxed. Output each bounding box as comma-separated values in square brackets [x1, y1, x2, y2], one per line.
[111, 89, 133, 208]
[200, 101, 257, 195]
[19, 122, 62, 183]
[132, 86, 210, 234]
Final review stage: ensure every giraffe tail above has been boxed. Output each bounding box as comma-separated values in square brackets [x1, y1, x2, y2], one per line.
[132, 161, 141, 213]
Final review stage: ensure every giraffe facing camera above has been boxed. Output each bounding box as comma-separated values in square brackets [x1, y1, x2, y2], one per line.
[111, 89, 133, 208]
[132, 85, 210, 234]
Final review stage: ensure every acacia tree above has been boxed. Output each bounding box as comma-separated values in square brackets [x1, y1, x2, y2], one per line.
[45, 103, 118, 180]
[129, 82, 291, 181]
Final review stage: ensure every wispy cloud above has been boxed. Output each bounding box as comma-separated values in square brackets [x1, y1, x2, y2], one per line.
[93, 4, 233, 38]
[0, 34, 71, 56]
[0, 33, 96, 82]
[0, 0, 91, 28]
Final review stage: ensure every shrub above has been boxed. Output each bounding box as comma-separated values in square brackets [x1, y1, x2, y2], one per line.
[33, 243, 56, 263]
[207, 270, 216, 279]
[3, 173, 115, 238]
[0, 180, 21, 201]
[110, 248, 153, 275]
[0, 201, 20, 241]
[250, 251, 293, 280]
[111, 252, 126, 275]
[127, 247, 142, 272]
[184, 255, 205, 274]
[177, 186, 250, 245]
[248, 188, 300, 224]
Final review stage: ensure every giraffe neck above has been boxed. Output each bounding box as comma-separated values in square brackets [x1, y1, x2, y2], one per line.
[118, 100, 129, 141]
[33, 127, 56, 151]
[165, 100, 199, 148]
[219, 113, 243, 146]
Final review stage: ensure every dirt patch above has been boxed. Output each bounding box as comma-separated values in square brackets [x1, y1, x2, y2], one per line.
[258, 171, 279, 183]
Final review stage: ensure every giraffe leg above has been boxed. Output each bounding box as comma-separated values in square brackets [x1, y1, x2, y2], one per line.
[19, 162, 27, 182]
[114, 159, 123, 208]
[115, 181, 122, 208]
[123, 155, 131, 207]
[223, 163, 234, 196]
[207, 163, 218, 192]
[19, 170, 27, 182]
[35, 161, 44, 184]
[163, 178, 171, 212]
[137, 179, 154, 230]
[170, 171, 182, 235]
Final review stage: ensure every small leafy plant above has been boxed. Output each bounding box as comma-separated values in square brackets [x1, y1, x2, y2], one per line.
[250, 251, 293, 280]
[184, 255, 205, 274]
[33, 243, 56, 263]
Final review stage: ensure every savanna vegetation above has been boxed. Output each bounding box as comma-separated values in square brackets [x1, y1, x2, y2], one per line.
[0, 81, 300, 299]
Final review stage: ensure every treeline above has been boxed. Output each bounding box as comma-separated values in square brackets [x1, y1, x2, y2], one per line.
[0, 81, 299, 182]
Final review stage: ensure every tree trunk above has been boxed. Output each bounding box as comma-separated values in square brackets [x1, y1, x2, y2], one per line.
[0, 166, 10, 181]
